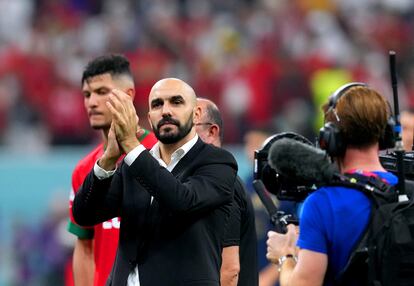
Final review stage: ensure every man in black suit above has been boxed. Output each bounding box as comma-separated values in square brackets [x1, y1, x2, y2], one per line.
[73, 78, 238, 286]
[195, 98, 258, 286]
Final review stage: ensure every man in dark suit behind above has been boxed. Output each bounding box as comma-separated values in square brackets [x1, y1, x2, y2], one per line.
[73, 78, 238, 286]
[195, 98, 258, 286]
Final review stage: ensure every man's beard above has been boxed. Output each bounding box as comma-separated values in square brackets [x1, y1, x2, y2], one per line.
[91, 121, 111, 130]
[153, 114, 193, 144]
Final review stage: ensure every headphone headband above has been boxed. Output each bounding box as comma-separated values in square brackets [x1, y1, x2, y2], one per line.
[328, 82, 368, 110]
[320, 82, 395, 156]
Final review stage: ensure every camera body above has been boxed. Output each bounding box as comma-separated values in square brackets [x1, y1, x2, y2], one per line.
[380, 151, 414, 180]
[254, 132, 316, 202]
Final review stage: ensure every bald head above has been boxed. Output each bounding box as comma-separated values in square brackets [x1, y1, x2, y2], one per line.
[195, 98, 223, 147]
[149, 78, 197, 108]
[197, 98, 220, 126]
[197, 98, 218, 115]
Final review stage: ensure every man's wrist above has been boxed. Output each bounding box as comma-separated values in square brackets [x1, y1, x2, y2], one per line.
[94, 160, 116, 179]
[120, 137, 140, 154]
[124, 144, 146, 166]
[277, 254, 297, 272]
[98, 156, 117, 171]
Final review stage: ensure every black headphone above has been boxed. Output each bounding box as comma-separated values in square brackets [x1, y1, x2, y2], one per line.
[318, 82, 395, 156]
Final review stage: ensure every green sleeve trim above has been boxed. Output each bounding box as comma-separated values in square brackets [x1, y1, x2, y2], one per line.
[67, 219, 94, 239]
[138, 129, 150, 141]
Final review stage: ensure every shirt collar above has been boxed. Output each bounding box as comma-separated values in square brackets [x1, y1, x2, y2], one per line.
[150, 134, 199, 165]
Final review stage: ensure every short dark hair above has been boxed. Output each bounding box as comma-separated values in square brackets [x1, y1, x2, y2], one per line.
[204, 103, 224, 142]
[81, 54, 133, 84]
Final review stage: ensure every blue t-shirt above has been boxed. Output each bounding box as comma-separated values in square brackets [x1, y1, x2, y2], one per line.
[297, 171, 398, 285]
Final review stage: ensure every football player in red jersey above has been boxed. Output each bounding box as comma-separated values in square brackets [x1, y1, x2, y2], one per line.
[67, 54, 157, 286]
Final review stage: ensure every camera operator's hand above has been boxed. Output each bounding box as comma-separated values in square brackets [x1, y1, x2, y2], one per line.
[266, 224, 298, 264]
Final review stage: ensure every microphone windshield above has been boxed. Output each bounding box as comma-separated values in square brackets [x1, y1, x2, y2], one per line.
[268, 138, 337, 185]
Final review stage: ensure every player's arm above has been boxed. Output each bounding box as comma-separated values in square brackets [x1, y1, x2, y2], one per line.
[67, 212, 96, 286]
[73, 238, 95, 286]
[221, 246, 240, 286]
[67, 214, 96, 286]
[68, 165, 96, 285]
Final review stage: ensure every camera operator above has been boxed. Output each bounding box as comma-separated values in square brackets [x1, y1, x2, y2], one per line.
[266, 84, 398, 285]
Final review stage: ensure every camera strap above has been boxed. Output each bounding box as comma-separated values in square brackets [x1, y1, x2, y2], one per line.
[329, 172, 397, 206]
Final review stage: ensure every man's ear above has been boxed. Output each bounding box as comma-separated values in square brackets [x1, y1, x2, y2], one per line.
[126, 88, 135, 99]
[210, 124, 220, 138]
[147, 112, 153, 130]
[194, 106, 202, 123]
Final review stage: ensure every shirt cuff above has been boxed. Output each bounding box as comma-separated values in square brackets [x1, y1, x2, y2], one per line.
[124, 144, 146, 166]
[94, 160, 116, 179]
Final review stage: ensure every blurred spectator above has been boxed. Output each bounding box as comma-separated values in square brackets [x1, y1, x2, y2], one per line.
[44, 79, 92, 145]
[310, 68, 352, 132]
[11, 194, 74, 286]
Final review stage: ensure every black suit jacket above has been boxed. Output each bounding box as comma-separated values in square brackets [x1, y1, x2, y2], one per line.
[236, 178, 258, 286]
[73, 138, 238, 286]
[222, 177, 258, 286]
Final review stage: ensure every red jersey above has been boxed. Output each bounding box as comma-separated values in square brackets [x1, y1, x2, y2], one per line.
[67, 130, 157, 286]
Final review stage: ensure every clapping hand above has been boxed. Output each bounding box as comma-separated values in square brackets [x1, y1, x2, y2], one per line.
[107, 89, 141, 153]
[98, 122, 122, 171]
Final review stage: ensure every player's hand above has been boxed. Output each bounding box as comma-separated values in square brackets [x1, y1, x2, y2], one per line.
[99, 122, 122, 171]
[107, 89, 141, 153]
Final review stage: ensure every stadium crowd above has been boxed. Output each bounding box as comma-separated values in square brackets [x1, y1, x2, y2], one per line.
[1, 0, 414, 149]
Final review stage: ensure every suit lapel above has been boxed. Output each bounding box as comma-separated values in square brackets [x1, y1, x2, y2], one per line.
[171, 138, 205, 177]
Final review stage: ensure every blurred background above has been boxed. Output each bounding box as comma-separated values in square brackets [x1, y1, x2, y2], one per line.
[1, 0, 414, 285]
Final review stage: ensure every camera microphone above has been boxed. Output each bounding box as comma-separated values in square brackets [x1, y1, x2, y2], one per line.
[268, 138, 338, 185]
